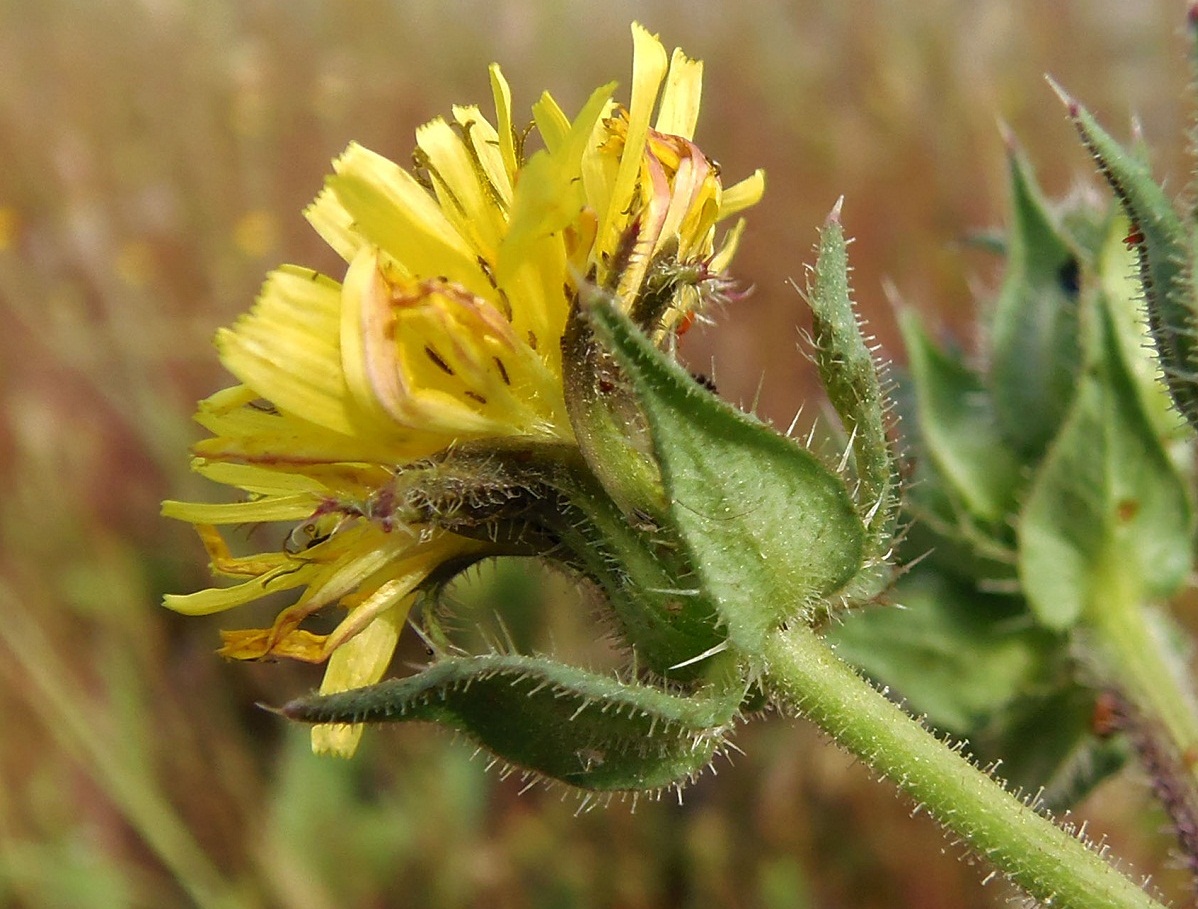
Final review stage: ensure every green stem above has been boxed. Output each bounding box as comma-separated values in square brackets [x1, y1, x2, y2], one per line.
[1085, 556, 1198, 779]
[762, 623, 1166, 909]
[1081, 552, 1198, 870]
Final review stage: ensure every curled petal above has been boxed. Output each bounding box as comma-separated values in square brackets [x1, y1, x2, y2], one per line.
[219, 627, 327, 662]
[164, 563, 316, 616]
[719, 169, 766, 219]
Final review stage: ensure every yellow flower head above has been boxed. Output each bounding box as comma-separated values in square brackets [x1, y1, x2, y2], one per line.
[164, 22, 764, 755]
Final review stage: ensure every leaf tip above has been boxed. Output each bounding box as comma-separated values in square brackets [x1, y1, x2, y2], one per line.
[996, 117, 1017, 154]
[827, 195, 844, 227]
[1044, 74, 1078, 119]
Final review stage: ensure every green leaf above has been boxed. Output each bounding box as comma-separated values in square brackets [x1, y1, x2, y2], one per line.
[979, 687, 1129, 812]
[547, 461, 728, 679]
[1057, 81, 1198, 432]
[989, 145, 1083, 458]
[1019, 296, 1193, 630]
[1093, 214, 1192, 447]
[282, 652, 743, 792]
[830, 572, 1057, 733]
[583, 293, 866, 652]
[898, 309, 1022, 525]
[807, 208, 899, 557]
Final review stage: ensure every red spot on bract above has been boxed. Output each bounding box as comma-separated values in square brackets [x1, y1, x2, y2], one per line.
[1124, 226, 1144, 249]
[1091, 692, 1120, 738]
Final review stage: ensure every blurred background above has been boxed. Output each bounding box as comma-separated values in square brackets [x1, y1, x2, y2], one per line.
[0, 1, 1193, 906]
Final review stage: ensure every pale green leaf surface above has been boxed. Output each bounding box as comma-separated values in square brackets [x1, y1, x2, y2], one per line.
[587, 297, 866, 651]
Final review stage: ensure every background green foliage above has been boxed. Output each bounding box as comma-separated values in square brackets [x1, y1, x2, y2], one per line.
[0, 1, 1193, 906]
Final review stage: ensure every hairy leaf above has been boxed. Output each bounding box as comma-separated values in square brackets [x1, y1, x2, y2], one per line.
[282, 652, 743, 791]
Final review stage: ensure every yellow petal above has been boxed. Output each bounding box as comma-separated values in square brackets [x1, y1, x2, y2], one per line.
[185, 458, 329, 496]
[161, 494, 318, 525]
[655, 47, 703, 140]
[452, 103, 512, 206]
[488, 64, 520, 185]
[304, 185, 359, 263]
[163, 562, 315, 615]
[311, 599, 411, 757]
[329, 142, 488, 295]
[415, 116, 505, 260]
[597, 23, 668, 256]
[531, 91, 571, 153]
[710, 217, 748, 274]
[293, 524, 417, 612]
[499, 83, 614, 356]
[217, 266, 364, 438]
[719, 169, 766, 219]
[192, 412, 437, 469]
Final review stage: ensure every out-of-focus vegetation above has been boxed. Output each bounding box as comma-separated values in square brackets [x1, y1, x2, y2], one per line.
[0, 2, 1191, 907]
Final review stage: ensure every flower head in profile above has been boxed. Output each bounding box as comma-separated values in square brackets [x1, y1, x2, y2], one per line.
[164, 23, 764, 756]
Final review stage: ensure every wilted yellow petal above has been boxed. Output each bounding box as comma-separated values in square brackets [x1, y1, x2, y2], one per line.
[219, 627, 328, 662]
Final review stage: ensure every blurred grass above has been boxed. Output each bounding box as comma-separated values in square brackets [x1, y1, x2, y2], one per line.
[0, 1, 1191, 907]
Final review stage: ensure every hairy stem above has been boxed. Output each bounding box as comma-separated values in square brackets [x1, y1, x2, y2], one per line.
[1083, 556, 1198, 870]
[762, 623, 1165, 909]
